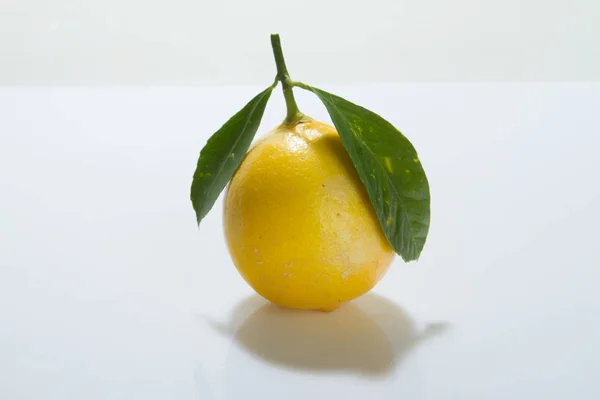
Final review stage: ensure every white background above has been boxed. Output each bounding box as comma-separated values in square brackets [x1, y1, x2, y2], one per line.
[1, 0, 600, 84]
[1, 83, 599, 398]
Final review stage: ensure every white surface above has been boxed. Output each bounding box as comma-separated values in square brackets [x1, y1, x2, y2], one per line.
[1, 83, 599, 399]
[1, 0, 600, 84]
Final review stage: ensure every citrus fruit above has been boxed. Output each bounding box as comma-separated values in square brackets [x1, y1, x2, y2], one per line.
[191, 35, 431, 311]
[224, 120, 395, 311]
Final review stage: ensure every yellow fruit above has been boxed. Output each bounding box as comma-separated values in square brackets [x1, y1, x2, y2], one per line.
[224, 120, 395, 311]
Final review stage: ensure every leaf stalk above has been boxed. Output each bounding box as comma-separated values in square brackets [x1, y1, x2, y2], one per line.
[270, 34, 304, 125]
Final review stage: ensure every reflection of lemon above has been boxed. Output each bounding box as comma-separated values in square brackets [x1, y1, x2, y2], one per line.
[224, 120, 394, 311]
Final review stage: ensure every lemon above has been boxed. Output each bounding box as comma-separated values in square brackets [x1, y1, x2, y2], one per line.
[224, 120, 394, 311]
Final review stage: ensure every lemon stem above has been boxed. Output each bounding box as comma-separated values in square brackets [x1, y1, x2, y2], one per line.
[270, 34, 304, 125]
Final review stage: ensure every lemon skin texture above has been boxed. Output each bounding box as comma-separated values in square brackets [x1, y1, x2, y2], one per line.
[223, 120, 395, 311]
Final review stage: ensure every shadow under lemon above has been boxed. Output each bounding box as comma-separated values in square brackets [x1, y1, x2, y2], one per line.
[210, 293, 448, 377]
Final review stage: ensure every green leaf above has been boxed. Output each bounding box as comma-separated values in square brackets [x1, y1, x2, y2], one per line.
[301, 85, 430, 261]
[191, 86, 274, 225]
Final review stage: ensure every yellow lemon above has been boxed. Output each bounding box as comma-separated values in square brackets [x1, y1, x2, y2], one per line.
[224, 120, 394, 311]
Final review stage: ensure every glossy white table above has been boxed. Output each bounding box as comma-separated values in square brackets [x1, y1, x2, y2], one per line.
[1, 84, 599, 399]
